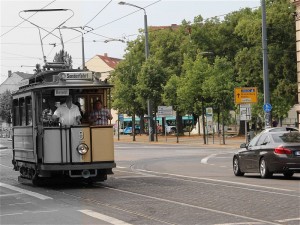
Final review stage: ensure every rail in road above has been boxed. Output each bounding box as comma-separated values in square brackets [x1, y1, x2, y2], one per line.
[1, 138, 299, 225]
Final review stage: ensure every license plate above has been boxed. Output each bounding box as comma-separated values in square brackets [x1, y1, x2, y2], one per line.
[295, 151, 300, 156]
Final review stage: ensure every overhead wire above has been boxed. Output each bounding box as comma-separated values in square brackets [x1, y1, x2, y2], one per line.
[0, 0, 57, 38]
[1, 2, 261, 71]
[84, 0, 113, 27]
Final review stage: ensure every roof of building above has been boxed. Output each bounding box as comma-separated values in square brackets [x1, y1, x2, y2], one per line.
[15, 71, 34, 80]
[149, 24, 180, 31]
[97, 54, 121, 69]
[0, 71, 33, 94]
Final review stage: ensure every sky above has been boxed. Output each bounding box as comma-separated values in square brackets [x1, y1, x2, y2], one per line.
[0, 0, 261, 84]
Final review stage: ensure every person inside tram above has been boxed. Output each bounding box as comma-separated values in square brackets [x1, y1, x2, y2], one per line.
[52, 95, 81, 126]
[89, 100, 112, 125]
[42, 98, 57, 125]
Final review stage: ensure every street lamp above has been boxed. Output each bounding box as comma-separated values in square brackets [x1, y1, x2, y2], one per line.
[119, 1, 154, 141]
[261, 0, 271, 128]
[61, 26, 86, 70]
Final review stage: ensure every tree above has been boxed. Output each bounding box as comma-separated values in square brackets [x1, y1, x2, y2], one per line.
[53, 50, 73, 68]
[234, 0, 296, 125]
[111, 37, 147, 133]
[202, 57, 236, 143]
[0, 90, 12, 124]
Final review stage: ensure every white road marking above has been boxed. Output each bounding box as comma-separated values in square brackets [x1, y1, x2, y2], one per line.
[214, 222, 263, 225]
[9, 202, 32, 206]
[0, 210, 57, 217]
[0, 193, 23, 197]
[0, 182, 52, 200]
[0, 213, 23, 217]
[201, 154, 217, 164]
[104, 187, 280, 225]
[275, 218, 300, 222]
[79, 209, 133, 225]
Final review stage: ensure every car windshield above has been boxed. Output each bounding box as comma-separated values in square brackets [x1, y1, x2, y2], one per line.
[272, 132, 300, 143]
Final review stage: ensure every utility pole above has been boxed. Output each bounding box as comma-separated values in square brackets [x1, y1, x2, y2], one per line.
[119, 1, 154, 141]
[261, 0, 271, 128]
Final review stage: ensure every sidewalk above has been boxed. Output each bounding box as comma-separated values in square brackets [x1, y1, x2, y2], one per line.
[114, 133, 245, 149]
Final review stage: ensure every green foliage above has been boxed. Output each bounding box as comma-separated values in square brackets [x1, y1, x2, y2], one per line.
[136, 57, 167, 111]
[112, 1, 297, 128]
[178, 54, 211, 114]
[53, 50, 73, 68]
[0, 90, 12, 123]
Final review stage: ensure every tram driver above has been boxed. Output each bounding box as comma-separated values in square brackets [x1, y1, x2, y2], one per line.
[52, 96, 81, 126]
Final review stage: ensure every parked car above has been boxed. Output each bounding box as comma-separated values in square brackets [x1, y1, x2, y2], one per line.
[233, 131, 300, 178]
[123, 125, 140, 135]
[262, 127, 299, 133]
[166, 125, 176, 134]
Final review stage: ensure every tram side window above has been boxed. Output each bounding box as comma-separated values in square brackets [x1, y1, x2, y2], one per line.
[20, 98, 26, 126]
[13, 97, 32, 126]
[13, 100, 20, 126]
[26, 97, 32, 125]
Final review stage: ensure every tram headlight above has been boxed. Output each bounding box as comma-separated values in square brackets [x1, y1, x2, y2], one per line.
[77, 143, 89, 155]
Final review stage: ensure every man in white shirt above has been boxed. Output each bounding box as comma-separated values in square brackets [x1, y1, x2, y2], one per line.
[52, 96, 81, 126]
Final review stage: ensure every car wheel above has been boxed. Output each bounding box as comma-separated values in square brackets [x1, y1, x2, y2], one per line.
[170, 128, 176, 134]
[283, 171, 294, 178]
[259, 158, 273, 178]
[233, 157, 244, 176]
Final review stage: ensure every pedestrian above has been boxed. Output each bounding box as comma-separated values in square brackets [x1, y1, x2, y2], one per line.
[272, 119, 278, 127]
[89, 100, 112, 125]
[52, 96, 81, 126]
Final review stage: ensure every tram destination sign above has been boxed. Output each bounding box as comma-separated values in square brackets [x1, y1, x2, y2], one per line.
[234, 87, 258, 104]
[59, 72, 93, 80]
[55, 89, 69, 96]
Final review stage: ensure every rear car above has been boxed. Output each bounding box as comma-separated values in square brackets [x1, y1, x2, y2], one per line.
[233, 131, 300, 178]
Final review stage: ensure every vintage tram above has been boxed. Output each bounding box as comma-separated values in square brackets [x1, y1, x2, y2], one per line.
[11, 66, 116, 185]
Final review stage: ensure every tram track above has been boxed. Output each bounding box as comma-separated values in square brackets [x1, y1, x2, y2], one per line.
[44, 181, 282, 225]
[119, 167, 299, 195]
[1, 168, 299, 225]
[42, 166, 296, 225]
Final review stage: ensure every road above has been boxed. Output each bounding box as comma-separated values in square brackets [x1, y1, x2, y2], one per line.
[0, 138, 299, 225]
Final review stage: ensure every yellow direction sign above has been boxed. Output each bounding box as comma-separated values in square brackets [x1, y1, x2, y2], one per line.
[234, 87, 258, 104]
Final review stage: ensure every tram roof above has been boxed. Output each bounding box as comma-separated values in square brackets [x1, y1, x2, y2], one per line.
[13, 69, 113, 95]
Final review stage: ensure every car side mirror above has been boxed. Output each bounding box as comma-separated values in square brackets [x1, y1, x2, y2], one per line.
[240, 143, 247, 148]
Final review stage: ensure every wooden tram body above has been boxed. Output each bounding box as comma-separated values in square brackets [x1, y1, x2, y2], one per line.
[11, 68, 116, 184]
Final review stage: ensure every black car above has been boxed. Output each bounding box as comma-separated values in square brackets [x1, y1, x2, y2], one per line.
[233, 131, 300, 178]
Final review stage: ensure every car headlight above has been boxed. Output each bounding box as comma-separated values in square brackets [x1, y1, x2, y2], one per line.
[77, 143, 89, 155]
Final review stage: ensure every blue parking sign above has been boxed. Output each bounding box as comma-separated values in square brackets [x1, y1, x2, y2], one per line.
[263, 103, 272, 113]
